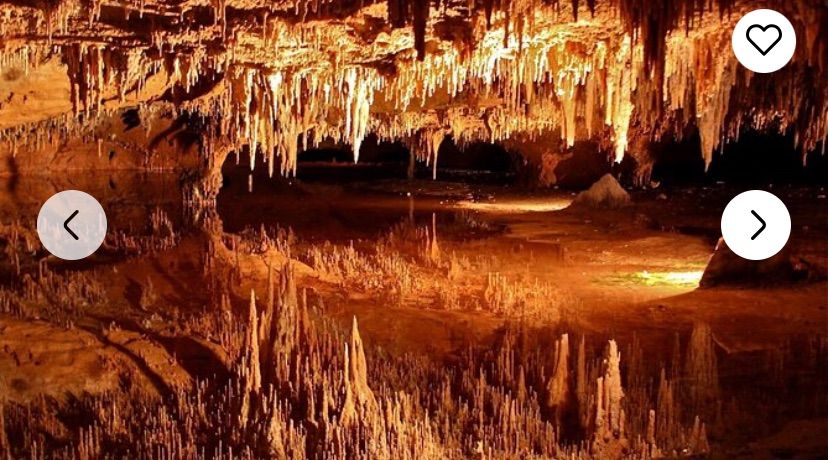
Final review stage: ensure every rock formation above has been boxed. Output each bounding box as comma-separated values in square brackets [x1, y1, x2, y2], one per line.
[700, 237, 824, 287]
[573, 173, 631, 209]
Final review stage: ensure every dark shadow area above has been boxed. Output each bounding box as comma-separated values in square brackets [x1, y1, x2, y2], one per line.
[554, 141, 613, 189]
[708, 131, 827, 185]
[218, 143, 515, 240]
[648, 130, 707, 185]
[285, 134, 518, 184]
[220, 151, 425, 240]
[436, 137, 515, 184]
[651, 128, 828, 186]
[296, 134, 409, 181]
[299, 134, 409, 164]
[154, 335, 231, 381]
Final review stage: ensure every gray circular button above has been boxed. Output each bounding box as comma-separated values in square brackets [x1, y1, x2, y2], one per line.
[37, 190, 107, 260]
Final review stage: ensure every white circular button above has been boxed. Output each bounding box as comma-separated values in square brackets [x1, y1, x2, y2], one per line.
[721, 190, 790, 261]
[732, 9, 796, 74]
[37, 190, 107, 260]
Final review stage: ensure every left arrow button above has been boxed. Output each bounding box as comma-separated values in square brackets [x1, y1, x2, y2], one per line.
[37, 190, 107, 260]
[64, 210, 80, 240]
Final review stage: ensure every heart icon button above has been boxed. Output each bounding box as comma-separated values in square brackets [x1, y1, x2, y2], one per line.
[732, 9, 795, 73]
[746, 24, 782, 56]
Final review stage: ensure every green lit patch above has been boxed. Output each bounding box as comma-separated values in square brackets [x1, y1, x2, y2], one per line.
[598, 270, 704, 287]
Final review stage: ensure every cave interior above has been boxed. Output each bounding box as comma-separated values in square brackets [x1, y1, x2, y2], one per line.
[0, 0, 826, 458]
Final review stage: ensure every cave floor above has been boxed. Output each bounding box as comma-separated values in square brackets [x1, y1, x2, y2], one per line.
[214, 176, 827, 352]
[0, 172, 826, 457]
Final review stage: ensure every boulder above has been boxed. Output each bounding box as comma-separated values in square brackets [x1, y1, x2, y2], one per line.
[572, 174, 631, 209]
[699, 237, 825, 287]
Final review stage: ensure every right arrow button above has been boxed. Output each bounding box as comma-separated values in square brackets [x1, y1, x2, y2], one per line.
[750, 209, 766, 240]
[721, 190, 791, 261]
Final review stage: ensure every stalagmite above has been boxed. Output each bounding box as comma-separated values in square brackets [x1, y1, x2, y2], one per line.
[0, 245, 804, 458]
[593, 340, 627, 456]
[602, 340, 624, 436]
[655, 368, 679, 448]
[340, 316, 378, 425]
[546, 333, 570, 425]
[240, 289, 261, 428]
[0, 399, 8, 460]
[684, 322, 720, 418]
[576, 334, 589, 432]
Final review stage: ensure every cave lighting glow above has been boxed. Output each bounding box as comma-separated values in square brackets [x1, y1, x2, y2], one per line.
[455, 198, 573, 213]
[637, 270, 703, 287]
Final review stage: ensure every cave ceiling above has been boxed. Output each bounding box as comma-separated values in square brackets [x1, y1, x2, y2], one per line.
[0, 0, 826, 180]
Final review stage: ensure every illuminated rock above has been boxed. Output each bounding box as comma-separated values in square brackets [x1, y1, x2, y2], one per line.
[572, 173, 631, 209]
[699, 237, 814, 287]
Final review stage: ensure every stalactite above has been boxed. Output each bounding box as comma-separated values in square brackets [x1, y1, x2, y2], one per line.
[1, 0, 824, 179]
